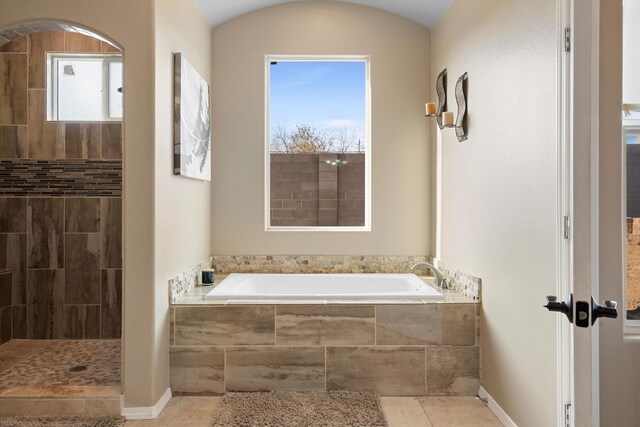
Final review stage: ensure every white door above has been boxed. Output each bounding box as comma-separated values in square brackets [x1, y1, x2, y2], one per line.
[562, 0, 640, 425]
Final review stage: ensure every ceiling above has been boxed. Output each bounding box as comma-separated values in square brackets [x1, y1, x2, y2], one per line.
[196, 0, 453, 29]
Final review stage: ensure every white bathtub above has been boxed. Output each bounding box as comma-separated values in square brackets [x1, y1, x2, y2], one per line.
[204, 273, 443, 302]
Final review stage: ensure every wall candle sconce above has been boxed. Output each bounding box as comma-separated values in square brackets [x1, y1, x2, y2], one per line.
[425, 70, 468, 142]
[454, 72, 469, 142]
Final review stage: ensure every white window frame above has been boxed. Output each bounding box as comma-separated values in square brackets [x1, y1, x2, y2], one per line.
[46, 53, 123, 122]
[623, 123, 640, 333]
[264, 55, 372, 232]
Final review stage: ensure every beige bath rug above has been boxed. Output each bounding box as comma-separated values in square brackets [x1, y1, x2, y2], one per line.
[211, 391, 388, 427]
[0, 417, 124, 427]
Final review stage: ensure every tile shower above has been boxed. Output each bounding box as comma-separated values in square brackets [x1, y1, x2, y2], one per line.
[0, 30, 123, 340]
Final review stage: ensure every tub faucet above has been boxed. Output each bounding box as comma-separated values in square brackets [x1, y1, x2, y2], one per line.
[411, 262, 446, 289]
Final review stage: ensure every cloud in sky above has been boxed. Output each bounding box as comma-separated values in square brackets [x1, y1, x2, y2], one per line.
[322, 119, 357, 128]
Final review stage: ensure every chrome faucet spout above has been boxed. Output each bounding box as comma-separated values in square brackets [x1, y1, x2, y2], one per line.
[411, 262, 446, 289]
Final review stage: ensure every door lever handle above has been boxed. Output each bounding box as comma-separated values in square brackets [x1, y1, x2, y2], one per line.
[544, 294, 573, 323]
[591, 297, 618, 325]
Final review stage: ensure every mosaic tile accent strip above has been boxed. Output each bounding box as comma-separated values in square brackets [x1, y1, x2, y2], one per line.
[0, 340, 121, 387]
[169, 257, 213, 303]
[433, 259, 481, 301]
[211, 255, 430, 274]
[0, 160, 122, 196]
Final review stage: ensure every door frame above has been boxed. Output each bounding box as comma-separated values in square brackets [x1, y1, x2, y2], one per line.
[556, 0, 574, 424]
[560, 0, 603, 425]
[557, 0, 605, 424]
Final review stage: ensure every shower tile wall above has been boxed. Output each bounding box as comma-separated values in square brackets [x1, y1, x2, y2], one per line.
[0, 31, 122, 340]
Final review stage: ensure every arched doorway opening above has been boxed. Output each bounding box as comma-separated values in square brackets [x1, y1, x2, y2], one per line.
[0, 20, 124, 416]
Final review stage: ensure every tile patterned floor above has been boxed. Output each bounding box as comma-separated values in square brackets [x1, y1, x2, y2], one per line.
[0, 340, 121, 388]
[124, 396, 503, 427]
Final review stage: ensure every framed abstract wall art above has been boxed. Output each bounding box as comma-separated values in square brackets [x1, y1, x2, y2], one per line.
[174, 53, 211, 181]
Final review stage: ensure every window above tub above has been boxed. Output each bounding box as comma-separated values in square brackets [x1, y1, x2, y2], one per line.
[265, 56, 371, 231]
[46, 53, 123, 122]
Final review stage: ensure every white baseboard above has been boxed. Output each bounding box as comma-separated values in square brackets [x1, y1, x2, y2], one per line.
[479, 386, 517, 427]
[121, 388, 172, 420]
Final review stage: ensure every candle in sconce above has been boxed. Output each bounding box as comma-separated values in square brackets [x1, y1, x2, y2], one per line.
[425, 102, 436, 115]
[442, 111, 454, 127]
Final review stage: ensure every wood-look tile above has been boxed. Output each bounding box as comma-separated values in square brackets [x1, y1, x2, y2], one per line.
[0, 385, 90, 398]
[84, 398, 121, 417]
[276, 305, 375, 345]
[124, 397, 222, 427]
[426, 347, 479, 396]
[0, 398, 85, 416]
[0, 53, 27, 124]
[28, 31, 64, 89]
[26, 269, 64, 339]
[170, 307, 175, 346]
[0, 272, 10, 309]
[0, 125, 27, 158]
[11, 305, 26, 339]
[27, 198, 64, 268]
[418, 397, 502, 427]
[226, 346, 325, 392]
[63, 304, 100, 339]
[100, 198, 122, 269]
[175, 306, 275, 346]
[170, 347, 224, 395]
[0, 198, 26, 232]
[0, 37, 27, 53]
[65, 233, 100, 304]
[65, 123, 100, 159]
[101, 123, 122, 159]
[0, 233, 27, 304]
[376, 305, 440, 345]
[326, 346, 426, 396]
[100, 269, 122, 339]
[0, 306, 10, 345]
[64, 32, 100, 53]
[100, 41, 121, 53]
[65, 198, 100, 232]
[441, 304, 476, 346]
[380, 397, 433, 427]
[28, 90, 64, 158]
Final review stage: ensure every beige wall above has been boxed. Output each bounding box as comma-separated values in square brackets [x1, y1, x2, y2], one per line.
[154, 0, 212, 403]
[599, 1, 640, 424]
[432, 1, 558, 425]
[211, 1, 431, 255]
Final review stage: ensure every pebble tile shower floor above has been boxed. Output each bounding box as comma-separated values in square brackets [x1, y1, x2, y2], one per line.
[0, 340, 121, 392]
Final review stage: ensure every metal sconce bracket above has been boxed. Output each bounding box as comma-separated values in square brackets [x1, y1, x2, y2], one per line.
[435, 69, 447, 129]
[454, 72, 469, 142]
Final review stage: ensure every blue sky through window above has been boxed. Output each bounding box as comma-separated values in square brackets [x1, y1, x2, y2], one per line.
[269, 61, 366, 152]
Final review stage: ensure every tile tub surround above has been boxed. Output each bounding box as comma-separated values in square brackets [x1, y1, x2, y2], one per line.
[169, 302, 480, 396]
[211, 255, 431, 274]
[173, 275, 476, 305]
[433, 259, 482, 301]
[168, 256, 213, 303]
